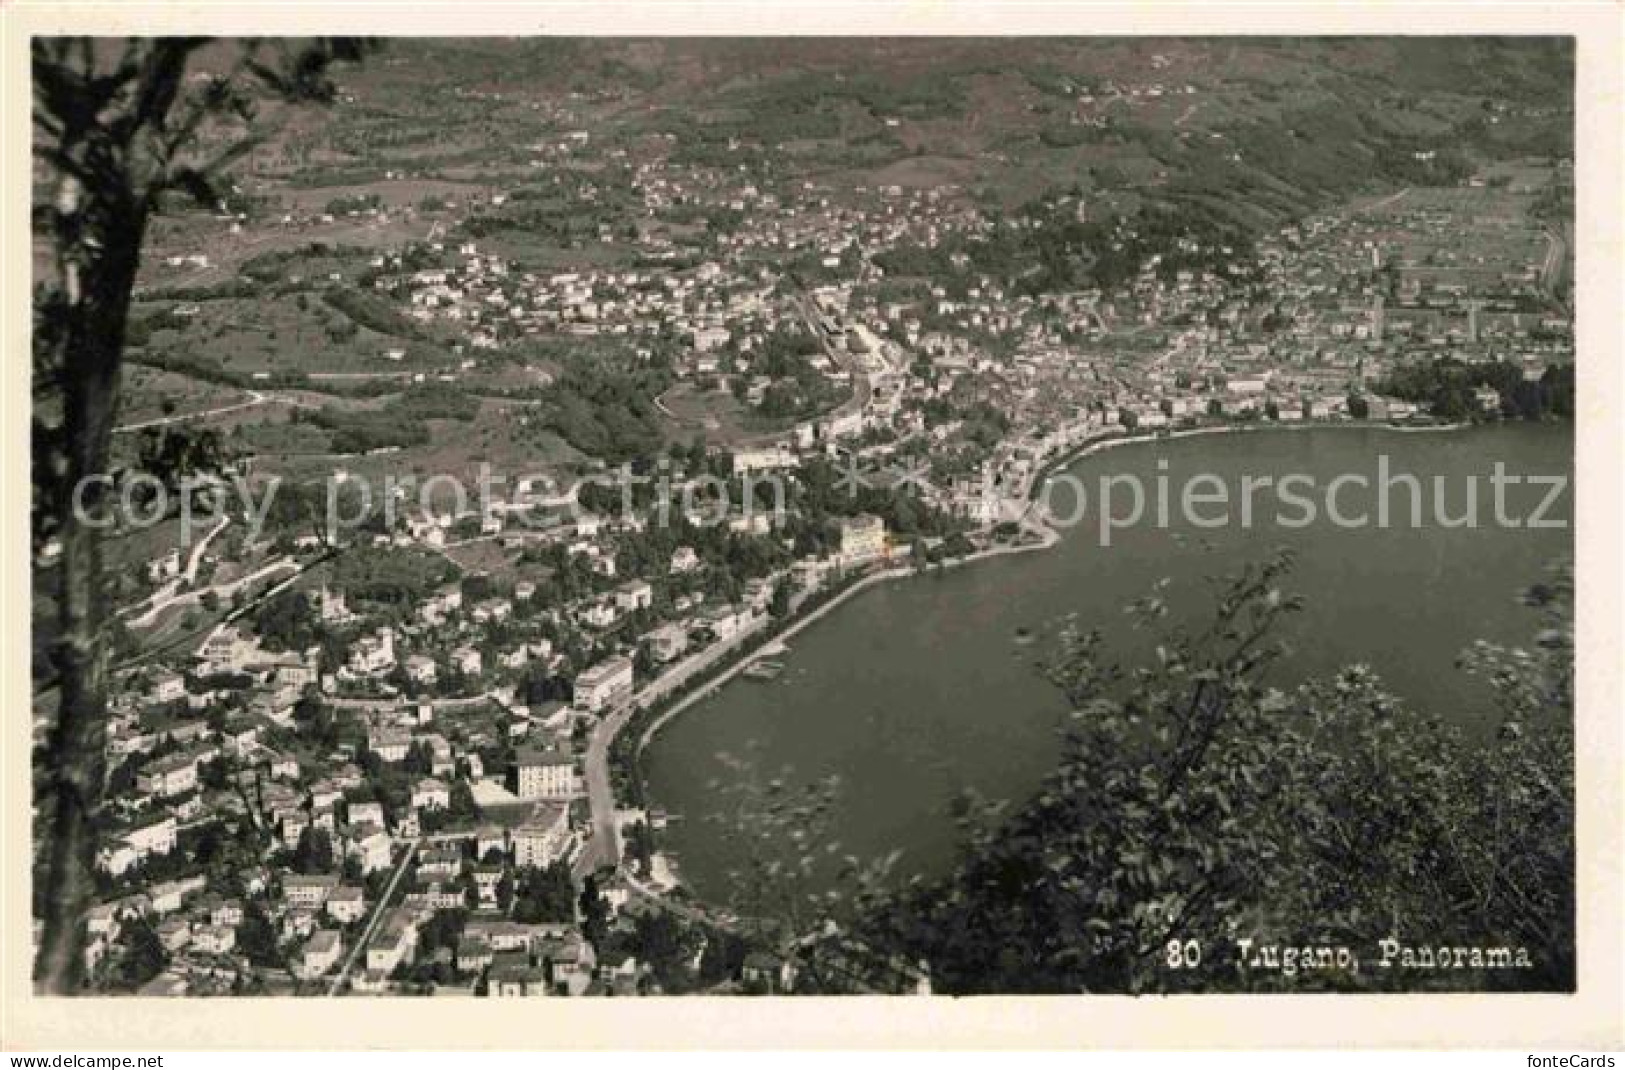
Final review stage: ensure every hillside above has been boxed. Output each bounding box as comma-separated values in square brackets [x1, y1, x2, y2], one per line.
[290, 37, 1572, 224]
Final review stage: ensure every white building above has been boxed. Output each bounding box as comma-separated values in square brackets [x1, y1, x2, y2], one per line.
[511, 804, 572, 869]
[348, 628, 396, 675]
[284, 874, 340, 910]
[412, 778, 451, 812]
[366, 925, 414, 975]
[347, 824, 393, 875]
[647, 622, 688, 664]
[690, 325, 731, 353]
[348, 800, 386, 829]
[404, 655, 438, 685]
[368, 728, 411, 763]
[148, 670, 186, 704]
[700, 604, 748, 641]
[137, 753, 199, 798]
[98, 815, 177, 876]
[325, 886, 367, 925]
[574, 655, 634, 713]
[839, 514, 887, 565]
[514, 748, 574, 801]
[196, 626, 250, 675]
[614, 580, 653, 613]
[731, 447, 800, 475]
[191, 925, 236, 956]
[300, 929, 343, 979]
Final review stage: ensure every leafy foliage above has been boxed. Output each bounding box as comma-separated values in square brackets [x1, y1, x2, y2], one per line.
[1378, 357, 1575, 422]
[538, 349, 672, 464]
[511, 861, 577, 924]
[322, 286, 432, 343]
[327, 545, 456, 611]
[31, 34, 375, 993]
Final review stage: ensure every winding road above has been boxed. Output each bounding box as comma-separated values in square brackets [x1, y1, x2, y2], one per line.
[114, 390, 268, 434]
[116, 513, 228, 624]
[123, 554, 298, 629]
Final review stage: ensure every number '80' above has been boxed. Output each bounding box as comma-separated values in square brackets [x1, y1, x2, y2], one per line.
[1165, 939, 1201, 969]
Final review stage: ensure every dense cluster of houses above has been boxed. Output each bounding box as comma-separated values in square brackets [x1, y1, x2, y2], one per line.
[74, 433, 912, 996]
[72, 102, 1574, 996]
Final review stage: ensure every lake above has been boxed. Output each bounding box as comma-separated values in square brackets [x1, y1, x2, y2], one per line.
[642, 424, 1574, 902]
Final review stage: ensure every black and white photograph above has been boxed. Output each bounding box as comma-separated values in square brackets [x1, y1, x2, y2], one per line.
[8, 0, 1623, 1055]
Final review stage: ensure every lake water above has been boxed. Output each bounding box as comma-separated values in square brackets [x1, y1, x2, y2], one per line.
[642, 424, 1574, 901]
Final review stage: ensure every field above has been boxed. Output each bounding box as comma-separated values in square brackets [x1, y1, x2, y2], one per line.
[277, 177, 492, 212]
[132, 286, 454, 382]
[436, 537, 544, 586]
[137, 211, 431, 295]
[117, 366, 252, 428]
[1358, 163, 1567, 305]
[251, 398, 587, 492]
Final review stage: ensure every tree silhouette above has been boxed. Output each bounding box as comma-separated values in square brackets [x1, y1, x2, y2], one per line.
[31, 36, 373, 993]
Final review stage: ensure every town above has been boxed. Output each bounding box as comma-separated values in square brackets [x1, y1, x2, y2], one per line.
[33, 38, 1574, 998]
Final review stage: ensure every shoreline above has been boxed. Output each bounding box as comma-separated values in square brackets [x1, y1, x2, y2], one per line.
[623, 416, 1570, 901]
[1027, 418, 1474, 501]
[635, 531, 1056, 753]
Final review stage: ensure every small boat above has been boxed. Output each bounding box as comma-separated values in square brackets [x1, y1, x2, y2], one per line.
[742, 659, 786, 681]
